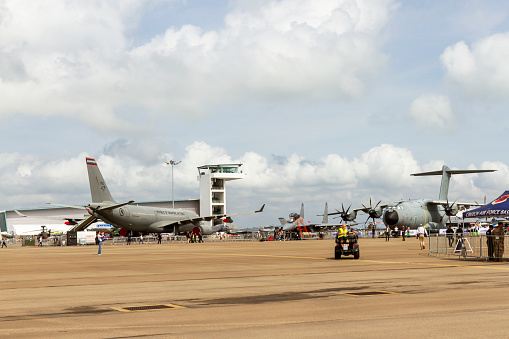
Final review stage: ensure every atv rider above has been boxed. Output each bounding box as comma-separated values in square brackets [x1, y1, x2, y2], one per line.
[337, 224, 349, 245]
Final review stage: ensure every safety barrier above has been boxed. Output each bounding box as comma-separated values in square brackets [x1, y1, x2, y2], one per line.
[428, 234, 509, 260]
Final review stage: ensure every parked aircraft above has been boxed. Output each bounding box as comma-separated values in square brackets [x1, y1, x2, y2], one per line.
[278, 203, 344, 232]
[54, 158, 264, 235]
[0, 210, 13, 238]
[325, 165, 495, 232]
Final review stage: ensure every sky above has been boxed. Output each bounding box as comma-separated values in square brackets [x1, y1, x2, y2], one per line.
[1, 0, 509, 227]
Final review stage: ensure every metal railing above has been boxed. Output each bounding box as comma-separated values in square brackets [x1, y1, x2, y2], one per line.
[429, 234, 509, 260]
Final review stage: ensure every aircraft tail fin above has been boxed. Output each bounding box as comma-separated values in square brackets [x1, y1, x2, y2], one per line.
[86, 158, 116, 203]
[322, 202, 329, 224]
[300, 203, 304, 220]
[411, 166, 496, 200]
[0, 211, 7, 233]
[278, 217, 287, 226]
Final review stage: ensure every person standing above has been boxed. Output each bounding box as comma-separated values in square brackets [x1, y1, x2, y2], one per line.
[157, 233, 162, 244]
[385, 226, 390, 241]
[97, 232, 104, 255]
[417, 225, 428, 250]
[446, 225, 455, 247]
[486, 224, 494, 261]
[493, 222, 505, 262]
[139, 234, 143, 244]
[1, 237, 6, 248]
[455, 226, 463, 244]
[401, 226, 406, 241]
[127, 232, 132, 245]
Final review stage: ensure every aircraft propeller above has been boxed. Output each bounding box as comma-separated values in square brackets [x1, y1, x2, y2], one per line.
[361, 198, 383, 225]
[333, 203, 357, 222]
[440, 199, 459, 223]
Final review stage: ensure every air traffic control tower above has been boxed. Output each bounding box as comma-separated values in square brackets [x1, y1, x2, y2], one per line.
[197, 164, 245, 227]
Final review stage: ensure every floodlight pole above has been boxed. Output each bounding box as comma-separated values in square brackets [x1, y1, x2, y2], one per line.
[165, 160, 181, 208]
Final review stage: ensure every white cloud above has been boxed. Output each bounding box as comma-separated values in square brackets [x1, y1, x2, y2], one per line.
[0, 0, 395, 133]
[441, 33, 509, 99]
[408, 94, 454, 131]
[1, 141, 503, 225]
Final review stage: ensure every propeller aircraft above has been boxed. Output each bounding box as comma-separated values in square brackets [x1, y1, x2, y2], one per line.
[324, 165, 495, 232]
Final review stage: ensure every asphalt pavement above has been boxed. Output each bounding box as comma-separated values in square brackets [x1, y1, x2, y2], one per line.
[1, 237, 507, 338]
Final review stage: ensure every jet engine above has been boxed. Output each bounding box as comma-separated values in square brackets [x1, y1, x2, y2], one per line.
[197, 224, 213, 235]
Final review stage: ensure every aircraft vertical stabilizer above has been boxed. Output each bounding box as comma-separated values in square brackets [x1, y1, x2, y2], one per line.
[438, 165, 451, 201]
[322, 203, 329, 224]
[86, 158, 116, 203]
[0, 211, 7, 233]
[300, 203, 304, 220]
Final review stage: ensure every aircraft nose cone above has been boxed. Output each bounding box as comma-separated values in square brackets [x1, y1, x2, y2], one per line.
[383, 210, 398, 226]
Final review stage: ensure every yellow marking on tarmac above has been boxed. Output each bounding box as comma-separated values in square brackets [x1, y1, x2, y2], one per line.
[360, 259, 509, 270]
[111, 304, 186, 312]
[151, 252, 328, 260]
[151, 252, 509, 271]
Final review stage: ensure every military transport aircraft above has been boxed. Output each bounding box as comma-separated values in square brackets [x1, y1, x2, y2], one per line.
[278, 203, 344, 232]
[52, 157, 264, 235]
[324, 165, 495, 232]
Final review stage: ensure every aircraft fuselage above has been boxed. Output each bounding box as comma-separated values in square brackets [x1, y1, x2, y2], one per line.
[89, 203, 207, 234]
[382, 199, 445, 231]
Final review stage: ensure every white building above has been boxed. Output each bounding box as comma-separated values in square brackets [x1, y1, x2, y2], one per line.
[197, 164, 245, 227]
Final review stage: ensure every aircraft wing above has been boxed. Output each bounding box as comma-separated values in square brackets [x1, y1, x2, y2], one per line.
[357, 204, 389, 213]
[14, 210, 85, 225]
[429, 201, 485, 209]
[321, 206, 366, 216]
[157, 204, 265, 230]
[47, 203, 87, 210]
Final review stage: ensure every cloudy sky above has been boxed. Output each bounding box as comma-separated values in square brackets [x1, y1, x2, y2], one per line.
[1, 0, 509, 227]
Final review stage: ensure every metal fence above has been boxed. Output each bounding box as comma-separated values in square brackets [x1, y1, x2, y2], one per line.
[428, 234, 509, 260]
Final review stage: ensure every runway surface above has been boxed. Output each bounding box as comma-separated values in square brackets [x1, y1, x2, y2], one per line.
[1, 238, 508, 338]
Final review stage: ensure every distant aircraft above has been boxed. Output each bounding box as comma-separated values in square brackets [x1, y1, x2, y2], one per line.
[53, 158, 264, 235]
[325, 165, 495, 232]
[278, 203, 343, 232]
[0, 210, 13, 238]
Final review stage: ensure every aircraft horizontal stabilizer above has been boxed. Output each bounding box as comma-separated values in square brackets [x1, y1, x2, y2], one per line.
[411, 169, 495, 176]
[92, 200, 135, 212]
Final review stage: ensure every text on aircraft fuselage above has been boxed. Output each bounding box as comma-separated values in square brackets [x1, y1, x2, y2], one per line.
[89, 205, 200, 233]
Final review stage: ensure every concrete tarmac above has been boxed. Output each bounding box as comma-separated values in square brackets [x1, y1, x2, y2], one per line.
[1, 238, 508, 338]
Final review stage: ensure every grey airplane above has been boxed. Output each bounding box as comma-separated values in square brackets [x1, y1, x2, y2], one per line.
[60, 157, 264, 235]
[279, 203, 344, 232]
[325, 166, 495, 232]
